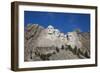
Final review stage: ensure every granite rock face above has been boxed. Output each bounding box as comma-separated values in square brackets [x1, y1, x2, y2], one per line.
[24, 24, 44, 61]
[24, 24, 90, 61]
[77, 32, 90, 58]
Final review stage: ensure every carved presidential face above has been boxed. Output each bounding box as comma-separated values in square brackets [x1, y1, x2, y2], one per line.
[59, 33, 65, 40]
[67, 32, 75, 42]
[47, 25, 54, 34]
[54, 29, 60, 37]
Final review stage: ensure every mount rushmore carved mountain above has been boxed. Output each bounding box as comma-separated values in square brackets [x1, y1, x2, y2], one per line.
[24, 24, 90, 61]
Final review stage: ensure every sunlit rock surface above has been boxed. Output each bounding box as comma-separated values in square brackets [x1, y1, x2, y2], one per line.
[24, 24, 90, 61]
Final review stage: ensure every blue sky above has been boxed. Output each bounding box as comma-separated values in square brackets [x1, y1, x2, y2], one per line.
[24, 11, 90, 33]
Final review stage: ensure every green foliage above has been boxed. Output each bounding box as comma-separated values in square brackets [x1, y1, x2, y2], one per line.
[61, 45, 64, 50]
[75, 28, 81, 33]
[73, 46, 77, 54]
[67, 45, 73, 51]
[27, 24, 31, 28]
[84, 51, 90, 58]
[78, 48, 83, 55]
[56, 47, 59, 53]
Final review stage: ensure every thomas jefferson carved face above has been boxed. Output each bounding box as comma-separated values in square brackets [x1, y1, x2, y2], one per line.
[54, 29, 60, 37]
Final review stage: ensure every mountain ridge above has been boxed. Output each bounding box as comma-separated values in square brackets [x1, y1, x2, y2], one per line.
[24, 24, 90, 61]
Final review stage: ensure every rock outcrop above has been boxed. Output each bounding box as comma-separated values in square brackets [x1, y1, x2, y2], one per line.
[24, 24, 90, 61]
[24, 24, 44, 61]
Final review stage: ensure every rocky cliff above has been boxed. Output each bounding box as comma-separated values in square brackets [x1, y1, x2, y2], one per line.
[24, 24, 44, 61]
[24, 24, 90, 61]
[77, 32, 90, 58]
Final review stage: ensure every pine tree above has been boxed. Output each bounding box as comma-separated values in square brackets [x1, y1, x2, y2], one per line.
[67, 45, 72, 51]
[56, 47, 59, 53]
[61, 45, 64, 50]
[75, 28, 81, 33]
[73, 46, 77, 54]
